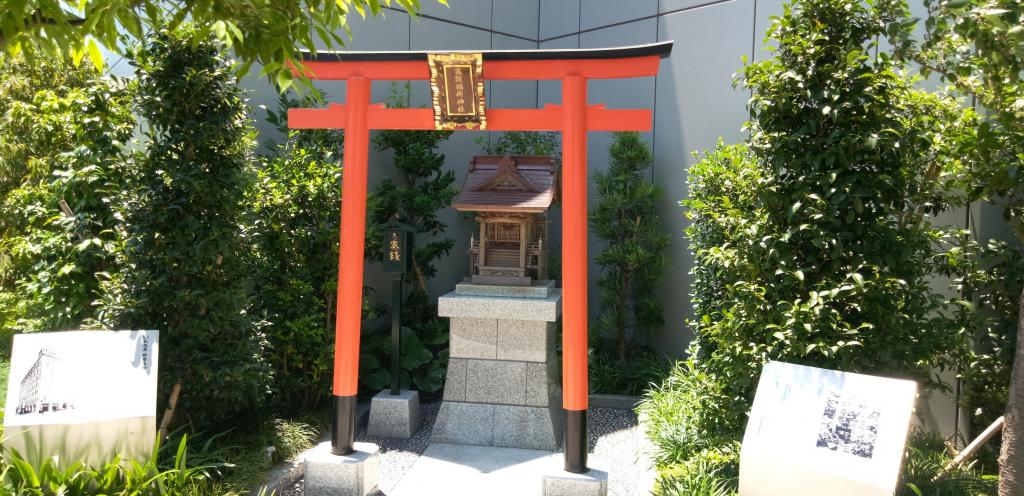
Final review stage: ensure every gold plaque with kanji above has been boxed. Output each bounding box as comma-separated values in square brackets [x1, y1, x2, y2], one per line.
[428, 52, 486, 130]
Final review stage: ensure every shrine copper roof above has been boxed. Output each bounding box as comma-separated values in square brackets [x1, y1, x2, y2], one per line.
[453, 156, 557, 213]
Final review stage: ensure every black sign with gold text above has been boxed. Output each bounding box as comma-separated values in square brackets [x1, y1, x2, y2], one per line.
[428, 53, 486, 130]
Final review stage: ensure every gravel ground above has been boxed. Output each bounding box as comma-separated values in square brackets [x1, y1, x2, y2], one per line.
[281, 401, 650, 496]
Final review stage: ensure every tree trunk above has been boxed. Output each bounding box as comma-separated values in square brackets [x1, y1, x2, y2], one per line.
[998, 284, 1024, 496]
[618, 269, 631, 362]
[413, 254, 428, 292]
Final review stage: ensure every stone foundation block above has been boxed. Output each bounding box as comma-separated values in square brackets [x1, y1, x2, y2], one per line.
[449, 317, 497, 359]
[526, 362, 559, 407]
[497, 319, 555, 362]
[435, 289, 562, 451]
[431, 401, 561, 450]
[431, 401, 494, 446]
[493, 404, 560, 451]
[367, 389, 420, 438]
[466, 359, 527, 404]
[442, 358, 468, 402]
[303, 441, 379, 496]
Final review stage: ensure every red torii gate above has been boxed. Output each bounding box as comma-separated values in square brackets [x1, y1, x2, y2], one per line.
[288, 41, 672, 474]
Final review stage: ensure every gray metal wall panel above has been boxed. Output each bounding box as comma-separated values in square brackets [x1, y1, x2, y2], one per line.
[661, 0, 731, 13]
[753, 0, 784, 61]
[404, 17, 494, 300]
[540, 0, 581, 39]
[410, 16, 493, 51]
[493, 0, 542, 40]
[580, 0, 658, 31]
[420, 0, 494, 27]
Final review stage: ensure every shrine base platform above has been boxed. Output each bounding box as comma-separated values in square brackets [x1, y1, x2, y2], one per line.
[433, 288, 562, 451]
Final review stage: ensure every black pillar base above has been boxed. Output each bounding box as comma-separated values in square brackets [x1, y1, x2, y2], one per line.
[332, 394, 357, 456]
[563, 409, 588, 473]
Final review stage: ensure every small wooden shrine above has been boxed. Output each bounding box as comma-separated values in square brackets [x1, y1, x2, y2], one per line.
[453, 155, 557, 286]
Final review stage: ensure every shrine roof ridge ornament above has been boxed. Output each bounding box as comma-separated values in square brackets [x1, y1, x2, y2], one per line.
[296, 41, 673, 63]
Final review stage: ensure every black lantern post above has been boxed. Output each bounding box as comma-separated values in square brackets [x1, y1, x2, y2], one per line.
[382, 218, 414, 395]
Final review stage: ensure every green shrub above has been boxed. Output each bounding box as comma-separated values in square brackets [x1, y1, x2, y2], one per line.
[0, 436, 235, 496]
[655, 443, 739, 496]
[948, 237, 1023, 470]
[651, 0, 972, 449]
[0, 54, 134, 336]
[99, 25, 271, 429]
[641, 0, 979, 486]
[589, 132, 669, 361]
[899, 431, 999, 496]
[644, 432, 997, 496]
[641, 360, 738, 467]
[589, 346, 671, 396]
[246, 92, 344, 413]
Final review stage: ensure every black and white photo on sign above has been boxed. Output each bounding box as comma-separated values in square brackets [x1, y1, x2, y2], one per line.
[14, 347, 77, 416]
[815, 390, 881, 459]
[738, 361, 918, 496]
[3, 330, 159, 427]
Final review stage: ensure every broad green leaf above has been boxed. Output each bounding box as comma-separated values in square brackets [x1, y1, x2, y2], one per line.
[85, 38, 104, 71]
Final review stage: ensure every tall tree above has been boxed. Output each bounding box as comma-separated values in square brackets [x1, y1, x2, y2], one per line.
[0, 0, 440, 90]
[916, 0, 1024, 492]
[100, 25, 270, 428]
[652, 0, 973, 450]
[0, 54, 134, 335]
[589, 132, 669, 361]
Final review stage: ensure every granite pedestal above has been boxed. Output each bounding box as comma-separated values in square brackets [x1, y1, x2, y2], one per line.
[303, 441, 379, 496]
[433, 282, 562, 451]
[541, 458, 608, 496]
[367, 389, 420, 438]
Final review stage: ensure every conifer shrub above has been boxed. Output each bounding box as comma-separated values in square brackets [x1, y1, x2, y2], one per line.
[589, 132, 669, 362]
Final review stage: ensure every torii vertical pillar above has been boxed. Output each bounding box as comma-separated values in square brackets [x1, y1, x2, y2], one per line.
[561, 74, 589, 473]
[331, 76, 371, 456]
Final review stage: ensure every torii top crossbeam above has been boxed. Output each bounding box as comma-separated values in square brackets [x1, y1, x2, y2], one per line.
[288, 41, 672, 474]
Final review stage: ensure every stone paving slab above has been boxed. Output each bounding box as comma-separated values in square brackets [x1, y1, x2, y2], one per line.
[389, 443, 556, 496]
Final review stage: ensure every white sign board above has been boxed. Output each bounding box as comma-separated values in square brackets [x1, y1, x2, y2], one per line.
[3, 330, 159, 466]
[739, 361, 917, 496]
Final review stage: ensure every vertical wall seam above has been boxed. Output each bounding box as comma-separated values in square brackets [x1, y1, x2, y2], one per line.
[652, 0, 661, 183]
[490, 0, 495, 150]
[749, 0, 758, 104]
[751, 0, 759, 62]
[577, 0, 582, 48]
[536, 0, 542, 108]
